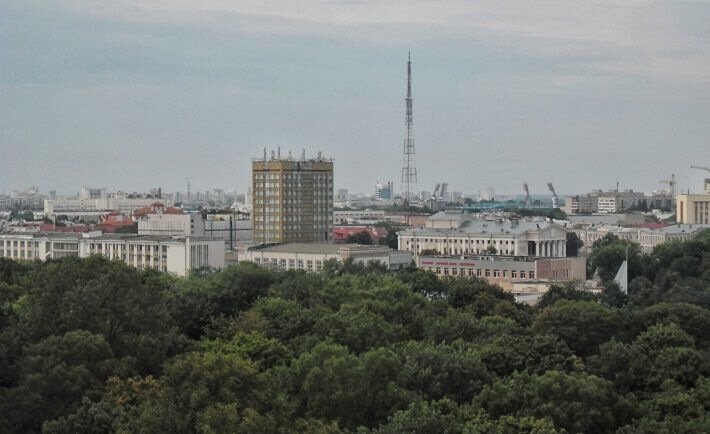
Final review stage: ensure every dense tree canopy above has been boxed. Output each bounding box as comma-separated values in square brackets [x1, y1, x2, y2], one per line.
[0, 229, 709, 433]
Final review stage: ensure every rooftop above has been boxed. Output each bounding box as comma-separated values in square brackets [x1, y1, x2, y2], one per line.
[250, 243, 389, 255]
[400, 219, 559, 236]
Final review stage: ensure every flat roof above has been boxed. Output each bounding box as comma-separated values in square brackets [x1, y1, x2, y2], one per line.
[400, 219, 558, 237]
[251, 243, 389, 255]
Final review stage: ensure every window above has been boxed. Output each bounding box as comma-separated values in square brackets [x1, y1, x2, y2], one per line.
[512, 271, 518, 278]
[520, 271, 526, 278]
[493, 270, 500, 277]
[485, 269, 490, 277]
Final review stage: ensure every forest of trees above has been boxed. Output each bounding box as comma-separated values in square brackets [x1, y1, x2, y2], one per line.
[0, 229, 709, 433]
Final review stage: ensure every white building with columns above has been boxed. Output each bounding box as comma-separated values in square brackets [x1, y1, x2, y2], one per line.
[397, 219, 568, 258]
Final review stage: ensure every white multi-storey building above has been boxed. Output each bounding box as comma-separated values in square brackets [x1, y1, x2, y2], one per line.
[575, 223, 710, 253]
[333, 209, 386, 225]
[45, 197, 173, 216]
[0, 232, 224, 276]
[398, 219, 568, 258]
[135, 204, 205, 237]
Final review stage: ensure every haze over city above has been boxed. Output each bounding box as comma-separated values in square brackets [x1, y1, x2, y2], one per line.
[2, 0, 709, 195]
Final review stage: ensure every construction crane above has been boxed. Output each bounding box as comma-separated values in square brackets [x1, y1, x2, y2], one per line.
[659, 173, 676, 198]
[690, 165, 710, 194]
[523, 183, 531, 208]
[547, 182, 559, 208]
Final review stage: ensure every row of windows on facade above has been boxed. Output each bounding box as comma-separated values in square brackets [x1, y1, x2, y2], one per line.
[421, 248, 515, 255]
[407, 238, 518, 245]
[255, 198, 334, 205]
[255, 214, 333, 222]
[424, 266, 535, 279]
[253, 257, 325, 271]
[88, 243, 169, 252]
[254, 173, 332, 180]
[256, 182, 333, 188]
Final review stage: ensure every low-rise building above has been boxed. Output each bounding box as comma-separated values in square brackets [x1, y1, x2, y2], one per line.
[573, 223, 710, 253]
[333, 209, 386, 225]
[238, 243, 412, 272]
[135, 203, 204, 236]
[0, 232, 224, 276]
[417, 255, 586, 291]
[676, 193, 710, 225]
[398, 219, 569, 258]
[203, 215, 253, 250]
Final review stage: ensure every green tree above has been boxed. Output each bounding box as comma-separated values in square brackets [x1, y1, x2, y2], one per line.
[474, 371, 633, 434]
[533, 300, 618, 357]
[1, 331, 119, 432]
[565, 231, 583, 257]
[346, 231, 373, 245]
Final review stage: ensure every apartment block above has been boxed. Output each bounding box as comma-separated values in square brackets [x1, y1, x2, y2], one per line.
[252, 154, 333, 244]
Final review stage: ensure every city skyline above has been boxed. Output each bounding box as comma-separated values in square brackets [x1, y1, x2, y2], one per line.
[2, 1, 709, 195]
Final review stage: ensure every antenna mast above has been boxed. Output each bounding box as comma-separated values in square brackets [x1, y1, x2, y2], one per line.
[401, 52, 417, 215]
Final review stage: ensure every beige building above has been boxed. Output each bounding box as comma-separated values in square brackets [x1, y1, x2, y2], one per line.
[252, 154, 334, 244]
[676, 194, 710, 224]
[238, 243, 412, 272]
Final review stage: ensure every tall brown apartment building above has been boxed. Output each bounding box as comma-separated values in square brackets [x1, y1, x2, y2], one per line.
[252, 153, 334, 244]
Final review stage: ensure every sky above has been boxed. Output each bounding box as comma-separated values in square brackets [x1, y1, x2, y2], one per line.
[1, 0, 709, 197]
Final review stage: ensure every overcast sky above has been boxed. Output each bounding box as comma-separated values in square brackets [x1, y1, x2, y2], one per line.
[1, 0, 709, 197]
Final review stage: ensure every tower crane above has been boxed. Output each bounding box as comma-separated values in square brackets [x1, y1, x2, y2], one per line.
[547, 182, 559, 208]
[659, 173, 676, 198]
[690, 165, 710, 194]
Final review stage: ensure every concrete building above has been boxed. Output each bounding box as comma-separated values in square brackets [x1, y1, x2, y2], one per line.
[135, 203, 204, 236]
[203, 215, 253, 250]
[564, 190, 666, 215]
[398, 218, 568, 258]
[45, 196, 173, 216]
[573, 223, 710, 253]
[676, 194, 710, 224]
[638, 224, 710, 252]
[333, 209, 386, 224]
[375, 181, 394, 200]
[417, 255, 586, 291]
[252, 153, 334, 244]
[238, 243, 412, 272]
[0, 232, 224, 276]
[0, 186, 46, 211]
[564, 195, 599, 215]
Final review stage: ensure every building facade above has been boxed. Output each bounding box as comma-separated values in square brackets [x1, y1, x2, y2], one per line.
[375, 181, 394, 200]
[417, 255, 586, 291]
[252, 155, 334, 244]
[135, 203, 205, 237]
[677, 194, 710, 224]
[0, 232, 224, 276]
[238, 243, 411, 272]
[398, 219, 568, 258]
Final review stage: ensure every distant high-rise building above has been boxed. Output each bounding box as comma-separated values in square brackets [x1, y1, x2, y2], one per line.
[375, 181, 394, 200]
[252, 150, 334, 244]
